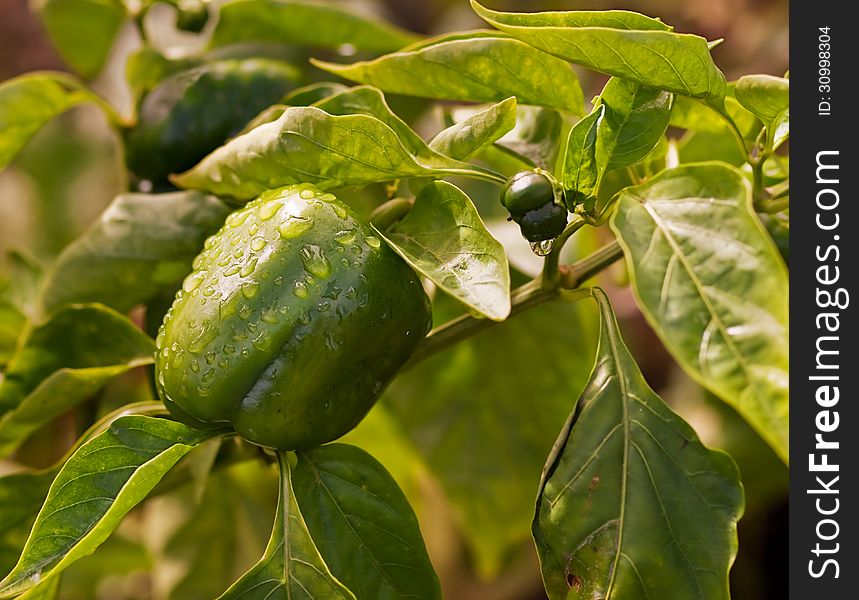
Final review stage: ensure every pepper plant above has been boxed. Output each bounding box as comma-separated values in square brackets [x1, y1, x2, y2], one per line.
[0, 0, 788, 598]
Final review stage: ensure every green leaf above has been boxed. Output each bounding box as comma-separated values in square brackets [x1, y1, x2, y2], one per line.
[562, 106, 603, 207]
[218, 454, 354, 600]
[495, 105, 565, 170]
[284, 82, 350, 106]
[0, 416, 218, 598]
[293, 444, 440, 599]
[210, 0, 418, 53]
[734, 75, 789, 125]
[35, 0, 126, 78]
[533, 288, 743, 600]
[596, 78, 673, 171]
[384, 296, 598, 576]
[313, 31, 584, 114]
[429, 97, 517, 160]
[172, 106, 501, 200]
[39, 192, 230, 314]
[312, 86, 435, 161]
[0, 251, 43, 365]
[0, 305, 155, 456]
[610, 163, 789, 461]
[0, 471, 55, 577]
[0, 73, 97, 171]
[471, 1, 726, 106]
[379, 181, 510, 321]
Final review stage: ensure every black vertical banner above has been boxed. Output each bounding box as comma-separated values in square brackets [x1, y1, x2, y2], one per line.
[790, 1, 857, 596]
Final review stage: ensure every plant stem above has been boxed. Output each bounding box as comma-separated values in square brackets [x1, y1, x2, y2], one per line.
[541, 217, 585, 288]
[405, 240, 624, 368]
[369, 197, 413, 230]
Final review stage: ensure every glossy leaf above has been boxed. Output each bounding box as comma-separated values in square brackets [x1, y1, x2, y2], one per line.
[173, 106, 500, 200]
[734, 75, 789, 125]
[293, 444, 440, 599]
[0, 416, 218, 597]
[562, 106, 603, 208]
[0, 73, 95, 171]
[596, 77, 673, 171]
[429, 97, 517, 160]
[379, 181, 510, 321]
[533, 288, 743, 599]
[471, 1, 726, 106]
[0, 305, 155, 456]
[210, 0, 418, 53]
[383, 296, 598, 576]
[313, 86, 435, 160]
[36, 0, 126, 77]
[39, 192, 230, 314]
[218, 454, 354, 600]
[313, 32, 584, 114]
[610, 163, 789, 460]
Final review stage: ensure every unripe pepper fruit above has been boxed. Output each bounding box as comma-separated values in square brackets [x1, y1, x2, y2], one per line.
[500, 170, 569, 242]
[155, 184, 432, 450]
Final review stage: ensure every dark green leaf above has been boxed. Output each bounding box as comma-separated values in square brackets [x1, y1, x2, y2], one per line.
[0, 305, 155, 456]
[379, 181, 510, 321]
[610, 163, 789, 461]
[0, 416, 218, 597]
[293, 444, 440, 599]
[734, 75, 789, 125]
[218, 454, 354, 600]
[533, 288, 743, 599]
[173, 106, 501, 200]
[313, 31, 584, 114]
[562, 107, 603, 207]
[39, 192, 230, 314]
[596, 77, 673, 171]
[210, 0, 418, 53]
[471, 1, 726, 106]
[0, 73, 95, 171]
[384, 297, 598, 575]
[36, 0, 126, 78]
[429, 97, 517, 160]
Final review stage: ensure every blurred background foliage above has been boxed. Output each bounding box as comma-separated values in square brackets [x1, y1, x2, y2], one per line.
[0, 0, 787, 599]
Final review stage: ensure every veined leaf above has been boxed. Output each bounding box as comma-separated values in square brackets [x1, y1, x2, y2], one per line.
[35, 0, 126, 78]
[471, 1, 726, 106]
[172, 106, 502, 200]
[313, 31, 584, 114]
[210, 0, 418, 53]
[429, 97, 517, 161]
[610, 163, 789, 461]
[312, 86, 435, 160]
[0, 416, 218, 598]
[734, 74, 789, 125]
[293, 444, 440, 599]
[562, 106, 603, 208]
[596, 77, 673, 171]
[39, 192, 230, 314]
[218, 453, 354, 600]
[379, 181, 510, 321]
[0, 73, 99, 171]
[0, 305, 155, 456]
[533, 287, 743, 599]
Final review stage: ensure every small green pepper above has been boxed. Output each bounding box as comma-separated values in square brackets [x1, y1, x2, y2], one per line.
[500, 170, 555, 215]
[517, 202, 568, 242]
[155, 184, 432, 450]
